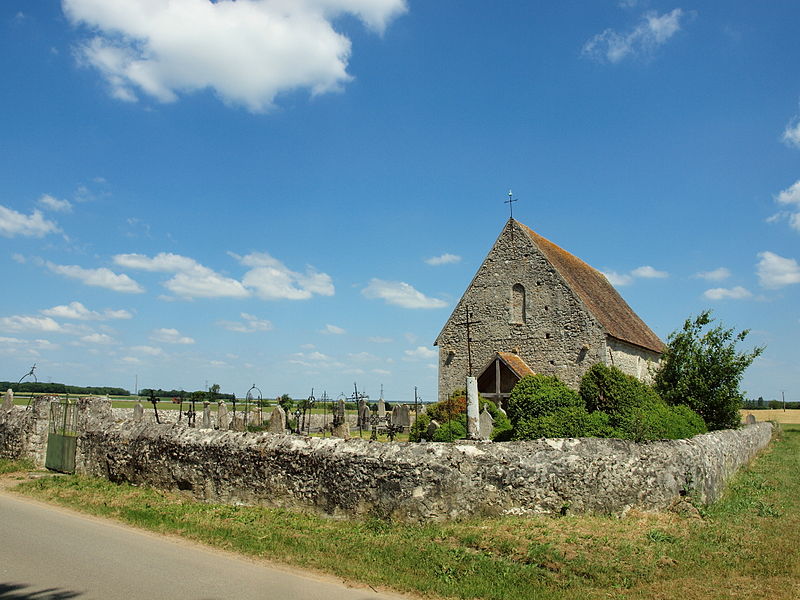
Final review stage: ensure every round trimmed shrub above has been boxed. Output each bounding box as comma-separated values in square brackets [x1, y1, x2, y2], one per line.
[507, 374, 583, 426]
[512, 406, 613, 440]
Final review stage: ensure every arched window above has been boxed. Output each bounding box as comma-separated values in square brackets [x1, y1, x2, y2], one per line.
[511, 283, 526, 324]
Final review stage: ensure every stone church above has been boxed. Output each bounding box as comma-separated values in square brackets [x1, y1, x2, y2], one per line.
[434, 219, 664, 405]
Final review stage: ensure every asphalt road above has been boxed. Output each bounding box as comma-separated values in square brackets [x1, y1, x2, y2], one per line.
[0, 491, 408, 600]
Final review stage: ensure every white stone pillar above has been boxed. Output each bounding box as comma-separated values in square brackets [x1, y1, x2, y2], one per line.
[466, 376, 480, 440]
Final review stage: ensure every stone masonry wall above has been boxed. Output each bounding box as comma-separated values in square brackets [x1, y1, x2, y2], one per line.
[605, 337, 661, 384]
[76, 419, 773, 522]
[437, 220, 607, 401]
[1, 397, 774, 522]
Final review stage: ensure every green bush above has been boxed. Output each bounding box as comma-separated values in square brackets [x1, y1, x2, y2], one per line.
[408, 413, 430, 442]
[479, 397, 513, 441]
[431, 417, 467, 442]
[579, 363, 660, 414]
[613, 403, 707, 442]
[513, 406, 613, 440]
[507, 374, 582, 426]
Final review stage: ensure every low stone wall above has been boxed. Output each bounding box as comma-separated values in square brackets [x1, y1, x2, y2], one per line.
[77, 420, 774, 521]
[0, 400, 52, 466]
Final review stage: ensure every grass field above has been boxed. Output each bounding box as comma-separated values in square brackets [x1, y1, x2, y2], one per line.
[741, 409, 800, 424]
[6, 424, 798, 599]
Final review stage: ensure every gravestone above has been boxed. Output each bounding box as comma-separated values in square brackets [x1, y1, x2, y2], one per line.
[745, 413, 757, 425]
[331, 420, 350, 439]
[358, 400, 371, 431]
[133, 402, 144, 422]
[268, 405, 286, 433]
[426, 419, 440, 440]
[232, 414, 245, 432]
[2, 388, 13, 412]
[202, 401, 211, 429]
[392, 405, 411, 429]
[377, 397, 386, 419]
[478, 407, 494, 441]
[217, 401, 229, 430]
[336, 398, 346, 425]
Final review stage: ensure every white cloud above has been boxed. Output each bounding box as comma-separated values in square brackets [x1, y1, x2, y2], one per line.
[602, 271, 633, 286]
[603, 265, 668, 286]
[582, 8, 684, 64]
[41, 301, 132, 321]
[0, 205, 59, 238]
[630, 265, 669, 279]
[425, 253, 461, 266]
[218, 313, 273, 333]
[46, 261, 144, 293]
[130, 345, 165, 356]
[703, 286, 753, 300]
[694, 267, 731, 281]
[164, 271, 250, 299]
[80, 333, 116, 345]
[776, 180, 800, 206]
[783, 118, 800, 148]
[236, 252, 334, 300]
[404, 346, 437, 360]
[115, 252, 248, 299]
[63, 0, 406, 112]
[0, 337, 58, 357]
[361, 279, 447, 309]
[0, 315, 63, 333]
[37, 194, 72, 213]
[321, 324, 346, 335]
[772, 180, 800, 232]
[371, 368, 391, 376]
[114, 252, 200, 272]
[757, 251, 800, 289]
[150, 327, 195, 344]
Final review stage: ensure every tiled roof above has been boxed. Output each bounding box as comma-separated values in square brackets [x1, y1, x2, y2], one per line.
[518, 221, 665, 354]
[496, 352, 536, 378]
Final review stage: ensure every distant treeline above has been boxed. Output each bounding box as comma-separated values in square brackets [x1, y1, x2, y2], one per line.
[1, 381, 130, 396]
[743, 397, 799, 410]
[137, 388, 236, 401]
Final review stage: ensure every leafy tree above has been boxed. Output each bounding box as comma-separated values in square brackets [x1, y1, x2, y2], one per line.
[277, 394, 294, 413]
[654, 311, 764, 431]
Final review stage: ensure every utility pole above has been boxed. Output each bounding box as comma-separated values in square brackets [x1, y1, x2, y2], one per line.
[782, 390, 786, 412]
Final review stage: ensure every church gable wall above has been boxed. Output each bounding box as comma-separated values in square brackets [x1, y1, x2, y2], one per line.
[437, 222, 607, 401]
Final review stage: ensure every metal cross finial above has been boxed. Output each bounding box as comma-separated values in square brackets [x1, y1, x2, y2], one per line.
[505, 190, 517, 221]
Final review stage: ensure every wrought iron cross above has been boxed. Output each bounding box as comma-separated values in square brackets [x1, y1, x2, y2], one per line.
[505, 190, 517, 220]
[455, 304, 481, 376]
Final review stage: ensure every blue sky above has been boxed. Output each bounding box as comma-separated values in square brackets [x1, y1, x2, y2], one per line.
[1, 1, 798, 403]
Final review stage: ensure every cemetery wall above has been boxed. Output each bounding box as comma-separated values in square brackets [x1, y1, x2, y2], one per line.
[76, 419, 774, 522]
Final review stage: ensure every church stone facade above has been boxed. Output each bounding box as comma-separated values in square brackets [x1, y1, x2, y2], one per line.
[434, 219, 664, 404]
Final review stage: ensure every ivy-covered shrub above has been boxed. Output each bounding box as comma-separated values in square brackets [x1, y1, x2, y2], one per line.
[513, 406, 612, 440]
[506, 374, 583, 426]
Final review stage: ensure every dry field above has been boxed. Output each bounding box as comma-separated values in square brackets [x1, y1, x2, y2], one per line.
[741, 408, 800, 424]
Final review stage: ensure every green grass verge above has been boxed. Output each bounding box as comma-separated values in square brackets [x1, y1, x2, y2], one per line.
[13, 425, 800, 600]
[0, 457, 35, 474]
